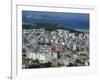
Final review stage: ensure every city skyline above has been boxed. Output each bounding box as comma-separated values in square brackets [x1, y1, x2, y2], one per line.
[22, 11, 90, 69]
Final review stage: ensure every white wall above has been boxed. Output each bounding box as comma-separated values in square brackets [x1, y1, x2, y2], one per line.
[0, 0, 99, 80]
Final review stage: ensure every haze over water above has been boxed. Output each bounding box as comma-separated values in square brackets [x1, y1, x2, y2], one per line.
[22, 11, 89, 30]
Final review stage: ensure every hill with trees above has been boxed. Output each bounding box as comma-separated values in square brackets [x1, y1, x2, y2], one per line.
[22, 23, 85, 33]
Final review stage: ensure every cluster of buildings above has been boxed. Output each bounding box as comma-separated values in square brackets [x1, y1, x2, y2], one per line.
[22, 28, 89, 67]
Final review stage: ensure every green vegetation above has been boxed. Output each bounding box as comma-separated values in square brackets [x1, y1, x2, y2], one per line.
[22, 23, 84, 33]
[57, 51, 61, 59]
[23, 23, 64, 31]
[67, 63, 77, 67]
[75, 59, 83, 64]
[67, 59, 84, 67]
[57, 62, 64, 67]
[22, 58, 52, 69]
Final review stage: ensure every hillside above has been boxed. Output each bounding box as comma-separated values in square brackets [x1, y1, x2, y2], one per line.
[22, 23, 86, 33]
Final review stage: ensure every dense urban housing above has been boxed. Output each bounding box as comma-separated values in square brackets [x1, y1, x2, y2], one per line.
[22, 11, 89, 69]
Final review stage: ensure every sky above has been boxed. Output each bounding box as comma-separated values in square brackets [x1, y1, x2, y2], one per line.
[22, 11, 89, 29]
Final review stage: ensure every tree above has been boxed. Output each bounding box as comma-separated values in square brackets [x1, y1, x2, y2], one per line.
[67, 63, 77, 67]
[57, 62, 62, 67]
[57, 51, 61, 59]
[28, 59, 40, 68]
[44, 62, 52, 67]
[75, 59, 84, 66]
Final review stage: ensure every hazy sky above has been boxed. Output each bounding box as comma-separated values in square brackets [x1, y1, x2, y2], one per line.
[22, 11, 89, 29]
